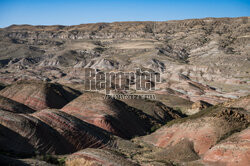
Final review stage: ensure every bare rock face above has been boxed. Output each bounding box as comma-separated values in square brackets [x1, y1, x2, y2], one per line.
[0, 81, 81, 110]
[142, 107, 250, 156]
[85, 58, 120, 70]
[203, 127, 250, 166]
[223, 95, 250, 112]
[0, 17, 249, 105]
[0, 108, 114, 157]
[0, 109, 74, 156]
[0, 84, 5, 91]
[0, 17, 249, 165]
[66, 148, 138, 166]
[32, 109, 114, 151]
[62, 92, 158, 139]
[0, 95, 35, 113]
[0, 155, 53, 166]
[185, 100, 213, 115]
[147, 139, 200, 162]
[121, 98, 184, 123]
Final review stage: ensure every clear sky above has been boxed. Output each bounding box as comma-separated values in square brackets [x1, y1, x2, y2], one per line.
[0, 0, 249, 28]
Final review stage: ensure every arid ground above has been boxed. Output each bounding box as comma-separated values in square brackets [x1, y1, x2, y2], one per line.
[0, 17, 249, 166]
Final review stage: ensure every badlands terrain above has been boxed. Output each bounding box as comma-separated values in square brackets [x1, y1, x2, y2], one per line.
[0, 17, 249, 165]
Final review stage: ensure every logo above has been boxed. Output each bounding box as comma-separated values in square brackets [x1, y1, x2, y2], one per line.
[84, 68, 161, 98]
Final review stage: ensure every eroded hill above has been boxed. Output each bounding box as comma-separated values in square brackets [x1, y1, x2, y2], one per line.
[0, 17, 249, 166]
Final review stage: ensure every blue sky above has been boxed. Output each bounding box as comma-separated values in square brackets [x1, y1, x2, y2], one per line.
[0, 0, 249, 28]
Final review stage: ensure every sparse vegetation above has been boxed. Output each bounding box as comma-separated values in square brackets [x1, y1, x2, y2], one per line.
[66, 158, 94, 166]
[0, 17, 249, 166]
[33, 154, 66, 165]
